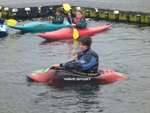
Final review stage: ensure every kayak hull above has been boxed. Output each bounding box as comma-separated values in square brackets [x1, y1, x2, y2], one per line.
[11, 22, 72, 33]
[0, 24, 8, 38]
[38, 24, 112, 41]
[27, 68, 128, 85]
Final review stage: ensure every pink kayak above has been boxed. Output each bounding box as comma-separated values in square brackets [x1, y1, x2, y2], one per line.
[27, 68, 128, 85]
[38, 24, 112, 41]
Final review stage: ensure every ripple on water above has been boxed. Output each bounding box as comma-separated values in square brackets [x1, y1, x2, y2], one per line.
[0, 21, 150, 113]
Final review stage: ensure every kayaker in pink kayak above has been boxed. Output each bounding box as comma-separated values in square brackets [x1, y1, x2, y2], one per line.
[65, 8, 87, 28]
[73, 9, 87, 29]
[52, 37, 99, 76]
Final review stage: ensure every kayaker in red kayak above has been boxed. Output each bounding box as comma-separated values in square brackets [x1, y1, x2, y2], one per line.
[72, 9, 87, 29]
[28, 37, 128, 84]
[51, 8, 64, 24]
[52, 37, 99, 76]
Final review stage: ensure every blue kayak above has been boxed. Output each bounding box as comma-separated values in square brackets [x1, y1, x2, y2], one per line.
[11, 21, 72, 33]
[0, 24, 8, 38]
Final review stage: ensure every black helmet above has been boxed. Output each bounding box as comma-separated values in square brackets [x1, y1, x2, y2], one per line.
[56, 7, 64, 14]
[79, 37, 92, 47]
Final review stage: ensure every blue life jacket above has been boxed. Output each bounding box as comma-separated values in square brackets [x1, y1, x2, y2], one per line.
[61, 48, 99, 73]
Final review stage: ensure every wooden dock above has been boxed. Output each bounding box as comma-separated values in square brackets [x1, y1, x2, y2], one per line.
[0, 3, 150, 26]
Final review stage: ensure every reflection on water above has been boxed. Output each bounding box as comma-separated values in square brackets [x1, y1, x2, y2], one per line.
[33, 84, 102, 113]
[0, 21, 150, 113]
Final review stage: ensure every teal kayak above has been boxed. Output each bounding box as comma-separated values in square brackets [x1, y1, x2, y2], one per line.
[11, 21, 72, 33]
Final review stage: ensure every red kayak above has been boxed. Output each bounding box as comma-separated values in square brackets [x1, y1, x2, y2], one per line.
[27, 68, 128, 85]
[38, 24, 112, 41]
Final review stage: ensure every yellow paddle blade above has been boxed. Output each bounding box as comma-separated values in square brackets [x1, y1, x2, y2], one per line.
[63, 3, 71, 12]
[73, 28, 79, 40]
[72, 28, 79, 59]
[6, 19, 17, 26]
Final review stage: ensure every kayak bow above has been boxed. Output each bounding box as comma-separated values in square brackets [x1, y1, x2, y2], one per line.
[38, 24, 112, 41]
[10, 21, 72, 33]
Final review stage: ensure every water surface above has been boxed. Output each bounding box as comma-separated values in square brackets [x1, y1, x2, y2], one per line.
[0, 21, 150, 113]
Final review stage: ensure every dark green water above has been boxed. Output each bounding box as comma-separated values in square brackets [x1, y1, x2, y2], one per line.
[0, 20, 150, 113]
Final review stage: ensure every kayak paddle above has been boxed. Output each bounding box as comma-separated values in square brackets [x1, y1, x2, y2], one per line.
[63, 3, 71, 13]
[63, 3, 79, 40]
[63, 3, 79, 59]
